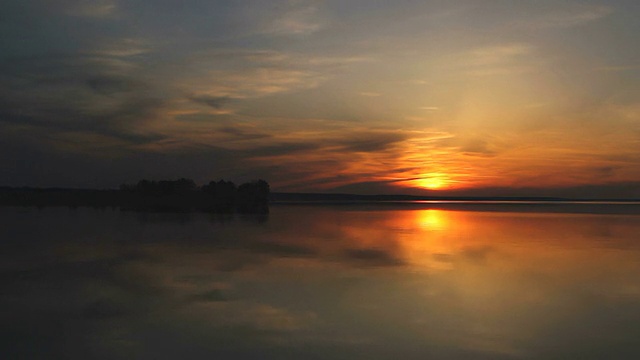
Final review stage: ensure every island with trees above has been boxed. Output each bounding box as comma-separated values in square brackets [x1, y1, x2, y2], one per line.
[0, 178, 270, 214]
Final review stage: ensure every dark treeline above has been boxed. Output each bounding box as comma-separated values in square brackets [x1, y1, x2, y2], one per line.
[0, 178, 270, 213]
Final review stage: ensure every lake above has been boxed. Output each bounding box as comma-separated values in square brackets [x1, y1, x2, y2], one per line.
[2, 203, 640, 359]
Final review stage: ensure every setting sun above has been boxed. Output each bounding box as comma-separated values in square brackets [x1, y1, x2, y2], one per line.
[413, 175, 450, 190]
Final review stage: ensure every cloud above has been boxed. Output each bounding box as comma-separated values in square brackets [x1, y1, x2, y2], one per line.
[335, 131, 407, 153]
[515, 5, 612, 30]
[197, 68, 325, 99]
[455, 43, 536, 77]
[189, 95, 231, 110]
[182, 49, 370, 100]
[91, 38, 150, 57]
[188, 289, 228, 303]
[596, 64, 640, 72]
[0, 55, 166, 147]
[266, 4, 323, 36]
[62, 0, 119, 18]
[460, 138, 497, 157]
[468, 44, 533, 66]
[242, 142, 321, 157]
[85, 74, 140, 95]
[238, 128, 457, 192]
[217, 125, 272, 141]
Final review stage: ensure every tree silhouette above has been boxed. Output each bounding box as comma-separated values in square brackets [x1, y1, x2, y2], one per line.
[237, 179, 270, 213]
[201, 179, 237, 212]
[1, 178, 271, 213]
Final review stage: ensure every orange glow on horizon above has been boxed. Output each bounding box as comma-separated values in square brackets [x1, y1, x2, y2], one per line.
[416, 178, 446, 190]
[409, 173, 454, 191]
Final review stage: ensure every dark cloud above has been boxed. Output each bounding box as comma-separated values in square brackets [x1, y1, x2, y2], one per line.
[188, 289, 228, 303]
[336, 131, 407, 153]
[174, 112, 236, 123]
[592, 166, 616, 178]
[219, 125, 271, 140]
[81, 299, 133, 320]
[86, 75, 140, 95]
[241, 142, 321, 157]
[327, 180, 412, 195]
[189, 95, 231, 109]
[0, 55, 165, 145]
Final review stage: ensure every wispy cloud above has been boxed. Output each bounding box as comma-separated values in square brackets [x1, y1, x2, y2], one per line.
[454, 43, 537, 77]
[459, 138, 497, 157]
[266, 4, 323, 36]
[180, 49, 370, 101]
[188, 95, 231, 110]
[219, 49, 372, 68]
[237, 127, 459, 191]
[0, 54, 166, 150]
[595, 64, 640, 72]
[207, 68, 325, 98]
[468, 44, 533, 66]
[65, 0, 118, 18]
[91, 38, 151, 58]
[515, 5, 612, 30]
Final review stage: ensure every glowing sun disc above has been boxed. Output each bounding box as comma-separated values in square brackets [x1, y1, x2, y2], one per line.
[417, 177, 447, 190]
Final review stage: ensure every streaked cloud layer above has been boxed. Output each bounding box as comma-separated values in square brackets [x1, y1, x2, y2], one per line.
[1, 0, 639, 197]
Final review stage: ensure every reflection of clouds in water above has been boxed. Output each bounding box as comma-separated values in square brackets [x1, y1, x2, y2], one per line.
[344, 248, 404, 267]
[2, 207, 640, 358]
[248, 241, 318, 257]
[187, 289, 228, 303]
[461, 246, 494, 264]
[0, 248, 320, 358]
[180, 301, 318, 332]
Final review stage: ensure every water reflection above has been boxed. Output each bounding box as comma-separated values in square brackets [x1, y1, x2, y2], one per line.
[1, 206, 640, 359]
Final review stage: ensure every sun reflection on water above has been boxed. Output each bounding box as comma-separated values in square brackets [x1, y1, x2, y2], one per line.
[416, 209, 448, 231]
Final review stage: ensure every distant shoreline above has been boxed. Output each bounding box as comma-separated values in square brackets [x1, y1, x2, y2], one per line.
[269, 194, 640, 215]
[269, 192, 640, 204]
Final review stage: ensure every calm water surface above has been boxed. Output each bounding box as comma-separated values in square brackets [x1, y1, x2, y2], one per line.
[2, 204, 640, 359]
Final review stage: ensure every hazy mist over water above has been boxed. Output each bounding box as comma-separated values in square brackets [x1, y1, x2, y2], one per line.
[2, 204, 640, 359]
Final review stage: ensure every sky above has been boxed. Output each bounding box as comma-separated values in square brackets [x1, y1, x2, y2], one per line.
[1, 0, 639, 197]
